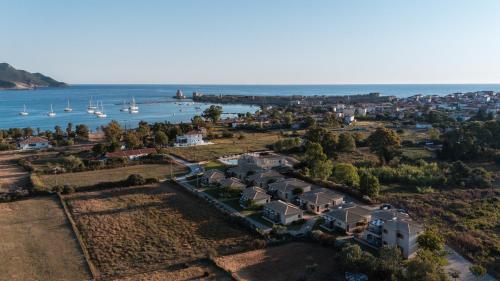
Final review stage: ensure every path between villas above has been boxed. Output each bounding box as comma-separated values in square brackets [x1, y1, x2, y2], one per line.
[167, 154, 272, 233]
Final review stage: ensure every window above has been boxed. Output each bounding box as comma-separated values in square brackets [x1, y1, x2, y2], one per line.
[397, 232, 404, 239]
[383, 241, 388, 245]
[383, 229, 388, 234]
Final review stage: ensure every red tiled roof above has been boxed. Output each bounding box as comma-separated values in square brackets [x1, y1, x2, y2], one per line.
[184, 130, 203, 136]
[19, 136, 49, 145]
[105, 148, 156, 158]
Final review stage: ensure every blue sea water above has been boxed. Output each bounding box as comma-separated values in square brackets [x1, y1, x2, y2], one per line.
[1, 84, 499, 130]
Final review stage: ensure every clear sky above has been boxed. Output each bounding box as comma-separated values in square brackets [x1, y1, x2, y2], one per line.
[2, 0, 500, 84]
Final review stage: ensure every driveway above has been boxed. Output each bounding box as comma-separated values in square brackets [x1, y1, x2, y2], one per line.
[444, 246, 496, 281]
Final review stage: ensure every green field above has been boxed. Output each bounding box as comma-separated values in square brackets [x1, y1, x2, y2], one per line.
[39, 164, 188, 188]
[165, 132, 281, 162]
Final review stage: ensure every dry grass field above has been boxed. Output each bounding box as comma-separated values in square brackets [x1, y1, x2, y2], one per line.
[214, 242, 342, 281]
[0, 151, 30, 192]
[64, 183, 255, 279]
[39, 164, 188, 188]
[0, 197, 90, 281]
[112, 261, 232, 281]
[165, 132, 281, 162]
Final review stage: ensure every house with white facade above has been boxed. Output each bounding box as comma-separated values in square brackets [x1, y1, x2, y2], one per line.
[361, 209, 423, 258]
[262, 200, 303, 225]
[17, 136, 51, 150]
[175, 130, 205, 147]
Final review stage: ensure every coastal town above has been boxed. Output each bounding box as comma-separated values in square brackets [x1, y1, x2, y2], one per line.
[0, 89, 498, 281]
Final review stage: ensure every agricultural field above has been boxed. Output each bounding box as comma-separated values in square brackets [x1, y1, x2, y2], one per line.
[0, 197, 90, 281]
[64, 182, 256, 279]
[38, 163, 188, 188]
[214, 242, 342, 281]
[165, 131, 282, 162]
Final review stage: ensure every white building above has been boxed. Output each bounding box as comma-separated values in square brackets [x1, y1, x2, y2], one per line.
[175, 130, 205, 147]
[263, 200, 303, 225]
[17, 136, 51, 150]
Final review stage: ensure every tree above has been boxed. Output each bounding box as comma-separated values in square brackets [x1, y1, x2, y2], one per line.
[54, 125, 64, 141]
[92, 143, 107, 155]
[103, 120, 123, 143]
[303, 142, 333, 180]
[154, 131, 168, 146]
[469, 265, 486, 280]
[321, 132, 338, 157]
[405, 250, 448, 281]
[340, 244, 363, 270]
[338, 132, 356, 152]
[136, 121, 151, 140]
[191, 115, 206, 127]
[62, 155, 84, 171]
[332, 163, 359, 187]
[75, 124, 89, 140]
[202, 105, 223, 123]
[359, 171, 380, 198]
[303, 116, 316, 128]
[125, 131, 142, 149]
[66, 122, 73, 138]
[367, 127, 401, 164]
[417, 230, 445, 253]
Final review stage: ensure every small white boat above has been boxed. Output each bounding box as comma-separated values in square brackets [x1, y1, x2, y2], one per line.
[87, 99, 96, 114]
[129, 97, 139, 113]
[19, 104, 29, 116]
[120, 100, 129, 112]
[97, 104, 107, 118]
[47, 104, 56, 117]
[94, 101, 103, 115]
[64, 99, 73, 112]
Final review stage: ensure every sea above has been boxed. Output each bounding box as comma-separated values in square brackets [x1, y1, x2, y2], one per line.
[1, 84, 500, 131]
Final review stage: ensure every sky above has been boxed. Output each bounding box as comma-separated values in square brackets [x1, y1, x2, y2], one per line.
[2, 0, 500, 84]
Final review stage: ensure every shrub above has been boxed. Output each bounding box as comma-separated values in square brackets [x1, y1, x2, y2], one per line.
[332, 163, 359, 187]
[62, 185, 76, 194]
[126, 174, 146, 186]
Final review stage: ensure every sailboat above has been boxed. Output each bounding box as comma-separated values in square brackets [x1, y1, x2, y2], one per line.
[47, 104, 56, 117]
[120, 100, 129, 112]
[129, 97, 139, 114]
[64, 99, 73, 112]
[87, 98, 96, 114]
[97, 103, 107, 118]
[94, 101, 103, 115]
[19, 104, 29, 116]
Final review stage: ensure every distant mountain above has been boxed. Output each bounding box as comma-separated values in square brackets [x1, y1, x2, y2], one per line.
[0, 63, 67, 90]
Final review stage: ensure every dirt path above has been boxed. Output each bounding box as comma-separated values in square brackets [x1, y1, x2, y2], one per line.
[0, 152, 30, 193]
[0, 196, 91, 281]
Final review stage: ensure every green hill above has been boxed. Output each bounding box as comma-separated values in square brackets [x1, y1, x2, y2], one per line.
[0, 63, 67, 90]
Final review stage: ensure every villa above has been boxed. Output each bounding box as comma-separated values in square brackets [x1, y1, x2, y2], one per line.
[201, 169, 225, 185]
[246, 170, 284, 188]
[268, 178, 312, 202]
[298, 188, 344, 214]
[240, 186, 271, 207]
[262, 200, 303, 225]
[322, 205, 372, 234]
[361, 209, 423, 258]
[175, 130, 205, 147]
[219, 177, 246, 190]
[17, 136, 51, 150]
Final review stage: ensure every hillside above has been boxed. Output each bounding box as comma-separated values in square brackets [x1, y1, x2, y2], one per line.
[0, 63, 67, 90]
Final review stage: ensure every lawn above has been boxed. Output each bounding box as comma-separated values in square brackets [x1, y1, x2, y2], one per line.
[203, 160, 229, 171]
[164, 132, 281, 162]
[401, 147, 435, 161]
[0, 197, 90, 281]
[63, 182, 256, 279]
[214, 242, 342, 281]
[38, 164, 188, 188]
